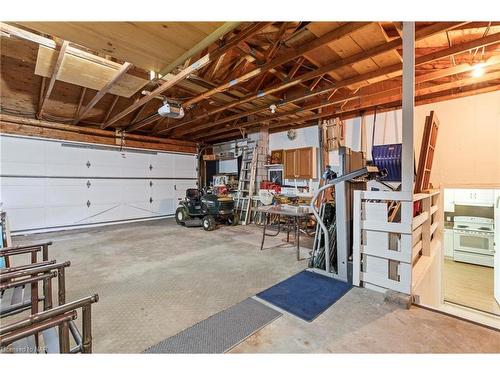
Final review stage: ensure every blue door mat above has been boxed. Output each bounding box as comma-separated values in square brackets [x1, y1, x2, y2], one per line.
[256, 270, 352, 322]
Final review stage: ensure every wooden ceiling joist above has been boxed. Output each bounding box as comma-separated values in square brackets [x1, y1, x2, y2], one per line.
[180, 29, 500, 138]
[101, 95, 119, 126]
[37, 40, 69, 119]
[196, 62, 500, 140]
[206, 78, 500, 144]
[103, 22, 271, 129]
[75, 62, 133, 124]
[163, 22, 465, 135]
[181, 22, 372, 108]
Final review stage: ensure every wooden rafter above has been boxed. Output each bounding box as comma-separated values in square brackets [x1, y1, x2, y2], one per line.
[100, 95, 120, 126]
[103, 22, 271, 129]
[287, 56, 305, 79]
[194, 58, 500, 140]
[182, 22, 371, 108]
[175, 27, 499, 137]
[74, 62, 133, 125]
[37, 40, 69, 119]
[74, 87, 87, 119]
[164, 22, 466, 134]
[204, 79, 500, 143]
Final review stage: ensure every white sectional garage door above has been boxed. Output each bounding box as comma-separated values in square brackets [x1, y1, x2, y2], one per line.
[0, 135, 197, 232]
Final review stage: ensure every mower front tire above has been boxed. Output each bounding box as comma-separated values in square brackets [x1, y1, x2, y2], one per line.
[175, 207, 189, 225]
[202, 215, 216, 231]
[227, 214, 239, 226]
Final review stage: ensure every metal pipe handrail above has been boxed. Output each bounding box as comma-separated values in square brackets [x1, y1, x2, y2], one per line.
[0, 271, 57, 291]
[1, 260, 57, 273]
[0, 241, 52, 254]
[0, 294, 99, 335]
[0, 247, 41, 258]
[0, 261, 70, 281]
[0, 311, 77, 350]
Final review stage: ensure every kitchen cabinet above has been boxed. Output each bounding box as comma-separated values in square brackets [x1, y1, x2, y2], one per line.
[443, 189, 455, 212]
[444, 229, 454, 258]
[453, 189, 494, 206]
[283, 147, 317, 179]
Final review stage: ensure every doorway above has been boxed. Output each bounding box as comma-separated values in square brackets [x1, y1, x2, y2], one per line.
[442, 188, 500, 316]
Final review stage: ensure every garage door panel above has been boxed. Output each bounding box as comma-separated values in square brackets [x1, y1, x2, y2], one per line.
[174, 154, 197, 178]
[150, 153, 175, 177]
[153, 198, 175, 215]
[87, 179, 124, 205]
[46, 179, 88, 206]
[151, 180, 174, 199]
[86, 203, 124, 224]
[121, 201, 156, 220]
[87, 149, 125, 177]
[1, 136, 197, 232]
[0, 137, 46, 175]
[0, 178, 46, 208]
[120, 152, 152, 177]
[120, 180, 151, 202]
[45, 143, 90, 176]
[46, 205, 90, 227]
[6, 207, 46, 231]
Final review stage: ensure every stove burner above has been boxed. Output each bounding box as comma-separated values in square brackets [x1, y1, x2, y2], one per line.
[478, 227, 491, 231]
[456, 225, 468, 229]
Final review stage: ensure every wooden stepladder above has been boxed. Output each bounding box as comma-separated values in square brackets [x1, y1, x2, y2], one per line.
[415, 110, 439, 193]
[235, 143, 258, 225]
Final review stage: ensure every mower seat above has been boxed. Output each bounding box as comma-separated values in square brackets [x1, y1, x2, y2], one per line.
[186, 188, 201, 202]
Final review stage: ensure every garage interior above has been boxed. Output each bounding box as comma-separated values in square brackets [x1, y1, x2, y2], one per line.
[1, 20, 499, 355]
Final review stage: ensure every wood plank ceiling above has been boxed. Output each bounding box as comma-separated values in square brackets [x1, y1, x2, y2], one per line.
[1, 21, 499, 145]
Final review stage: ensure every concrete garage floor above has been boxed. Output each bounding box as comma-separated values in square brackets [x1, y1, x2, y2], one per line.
[234, 290, 500, 353]
[13, 219, 308, 353]
[13, 219, 500, 353]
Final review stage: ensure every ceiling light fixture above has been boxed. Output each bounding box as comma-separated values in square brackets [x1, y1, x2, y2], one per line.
[471, 63, 485, 78]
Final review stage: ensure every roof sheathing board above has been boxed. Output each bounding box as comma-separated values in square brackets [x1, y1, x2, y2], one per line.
[17, 22, 226, 72]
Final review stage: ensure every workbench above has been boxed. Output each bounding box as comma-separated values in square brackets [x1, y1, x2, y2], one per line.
[254, 204, 315, 261]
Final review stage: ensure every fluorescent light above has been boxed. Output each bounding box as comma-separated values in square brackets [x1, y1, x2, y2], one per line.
[471, 63, 485, 78]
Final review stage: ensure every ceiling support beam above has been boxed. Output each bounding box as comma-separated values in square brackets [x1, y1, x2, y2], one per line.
[196, 61, 500, 140]
[165, 22, 466, 134]
[182, 22, 372, 108]
[401, 21, 415, 195]
[103, 22, 271, 129]
[208, 80, 500, 143]
[157, 22, 241, 78]
[76, 62, 133, 125]
[37, 40, 69, 119]
[74, 87, 87, 119]
[176, 28, 500, 137]
[101, 96, 119, 126]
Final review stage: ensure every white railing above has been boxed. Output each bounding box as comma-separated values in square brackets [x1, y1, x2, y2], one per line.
[353, 189, 441, 296]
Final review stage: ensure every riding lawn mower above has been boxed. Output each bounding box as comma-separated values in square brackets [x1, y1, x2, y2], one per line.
[175, 188, 239, 231]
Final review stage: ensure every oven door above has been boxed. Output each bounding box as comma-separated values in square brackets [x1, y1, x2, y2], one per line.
[453, 230, 495, 255]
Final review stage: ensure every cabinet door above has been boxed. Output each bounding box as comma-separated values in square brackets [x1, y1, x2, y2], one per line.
[284, 150, 296, 179]
[454, 189, 473, 204]
[296, 148, 312, 179]
[443, 189, 455, 212]
[474, 189, 494, 205]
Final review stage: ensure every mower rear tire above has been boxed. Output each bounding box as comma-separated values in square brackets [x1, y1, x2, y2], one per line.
[202, 215, 216, 231]
[227, 214, 239, 226]
[175, 207, 189, 225]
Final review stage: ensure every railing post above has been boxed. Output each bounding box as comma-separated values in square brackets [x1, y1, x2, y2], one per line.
[402, 22, 415, 198]
[82, 304, 92, 353]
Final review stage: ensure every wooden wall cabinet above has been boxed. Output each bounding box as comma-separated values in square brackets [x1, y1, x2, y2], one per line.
[283, 147, 317, 179]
